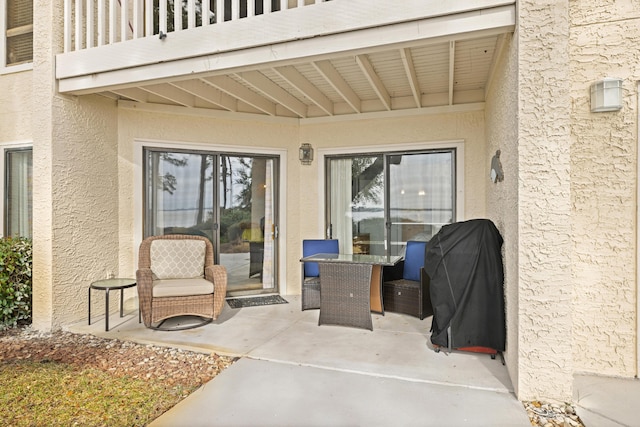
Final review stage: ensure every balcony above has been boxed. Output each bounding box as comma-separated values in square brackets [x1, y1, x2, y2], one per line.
[56, 0, 515, 120]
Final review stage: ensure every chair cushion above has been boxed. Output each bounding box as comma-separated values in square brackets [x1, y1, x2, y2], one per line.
[403, 241, 426, 282]
[150, 239, 206, 280]
[152, 277, 214, 298]
[302, 239, 339, 277]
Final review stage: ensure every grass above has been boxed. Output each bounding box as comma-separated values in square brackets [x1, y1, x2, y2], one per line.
[0, 360, 192, 427]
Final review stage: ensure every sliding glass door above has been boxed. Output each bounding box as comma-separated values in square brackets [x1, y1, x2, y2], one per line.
[387, 151, 455, 255]
[219, 155, 277, 295]
[144, 148, 279, 296]
[326, 149, 455, 256]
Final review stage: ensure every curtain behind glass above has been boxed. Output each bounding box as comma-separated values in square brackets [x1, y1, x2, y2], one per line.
[330, 159, 353, 254]
[388, 151, 454, 251]
[6, 149, 32, 238]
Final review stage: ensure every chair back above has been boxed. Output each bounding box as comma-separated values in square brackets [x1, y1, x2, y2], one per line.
[403, 240, 427, 281]
[138, 234, 214, 274]
[302, 239, 339, 277]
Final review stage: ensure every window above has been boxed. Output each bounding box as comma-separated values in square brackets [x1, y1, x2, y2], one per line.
[2, 0, 33, 69]
[326, 149, 456, 256]
[4, 148, 32, 238]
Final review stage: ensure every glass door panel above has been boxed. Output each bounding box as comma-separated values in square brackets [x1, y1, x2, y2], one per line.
[388, 151, 454, 255]
[219, 155, 277, 295]
[144, 149, 278, 296]
[328, 156, 385, 256]
[145, 151, 216, 241]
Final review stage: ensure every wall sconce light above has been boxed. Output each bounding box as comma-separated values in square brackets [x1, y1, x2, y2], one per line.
[590, 78, 623, 112]
[299, 143, 314, 165]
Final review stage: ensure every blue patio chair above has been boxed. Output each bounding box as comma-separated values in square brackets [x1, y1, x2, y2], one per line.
[301, 239, 339, 310]
[382, 240, 433, 319]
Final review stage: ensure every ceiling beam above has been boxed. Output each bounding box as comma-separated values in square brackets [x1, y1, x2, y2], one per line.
[448, 40, 455, 105]
[236, 70, 308, 118]
[313, 60, 361, 113]
[111, 87, 150, 103]
[356, 54, 391, 111]
[400, 48, 421, 108]
[171, 79, 238, 111]
[485, 33, 508, 98]
[141, 84, 196, 107]
[203, 75, 277, 115]
[273, 66, 334, 116]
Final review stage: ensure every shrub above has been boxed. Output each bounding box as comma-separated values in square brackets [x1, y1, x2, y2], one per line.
[0, 237, 32, 330]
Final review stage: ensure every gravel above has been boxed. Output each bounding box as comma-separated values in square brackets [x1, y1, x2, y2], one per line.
[0, 326, 237, 390]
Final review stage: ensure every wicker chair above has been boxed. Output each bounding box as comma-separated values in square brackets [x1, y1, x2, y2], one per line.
[382, 240, 433, 320]
[301, 239, 339, 310]
[136, 234, 227, 330]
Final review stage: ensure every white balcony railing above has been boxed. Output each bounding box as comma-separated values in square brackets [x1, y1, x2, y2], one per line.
[63, 0, 329, 53]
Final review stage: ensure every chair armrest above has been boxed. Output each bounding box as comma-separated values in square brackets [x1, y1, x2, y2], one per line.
[206, 265, 228, 319]
[383, 261, 405, 282]
[136, 268, 154, 327]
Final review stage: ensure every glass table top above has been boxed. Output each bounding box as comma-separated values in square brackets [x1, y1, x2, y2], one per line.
[90, 278, 136, 289]
[300, 253, 402, 266]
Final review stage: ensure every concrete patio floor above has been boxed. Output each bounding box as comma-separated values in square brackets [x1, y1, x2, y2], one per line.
[67, 295, 639, 426]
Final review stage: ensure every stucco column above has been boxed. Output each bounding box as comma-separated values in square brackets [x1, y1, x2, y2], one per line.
[516, 0, 573, 400]
[31, 1, 120, 330]
[31, 0, 57, 331]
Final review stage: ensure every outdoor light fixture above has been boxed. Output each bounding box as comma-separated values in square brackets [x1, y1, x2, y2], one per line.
[590, 78, 623, 112]
[299, 143, 314, 165]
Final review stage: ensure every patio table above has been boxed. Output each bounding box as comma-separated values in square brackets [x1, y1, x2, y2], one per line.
[88, 278, 138, 331]
[299, 253, 402, 329]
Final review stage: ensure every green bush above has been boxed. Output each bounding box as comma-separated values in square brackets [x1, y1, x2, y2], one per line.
[0, 237, 32, 330]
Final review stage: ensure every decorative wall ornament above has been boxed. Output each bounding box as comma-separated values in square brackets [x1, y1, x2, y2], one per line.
[490, 150, 504, 183]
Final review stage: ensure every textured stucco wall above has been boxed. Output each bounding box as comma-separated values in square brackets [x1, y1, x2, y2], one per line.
[32, 1, 121, 330]
[516, 1, 574, 401]
[117, 109, 299, 293]
[300, 111, 487, 223]
[116, 110, 485, 298]
[570, 2, 639, 377]
[299, 112, 487, 292]
[0, 71, 32, 142]
[485, 33, 520, 396]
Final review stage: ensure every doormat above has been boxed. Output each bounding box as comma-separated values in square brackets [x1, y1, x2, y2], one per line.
[226, 295, 289, 309]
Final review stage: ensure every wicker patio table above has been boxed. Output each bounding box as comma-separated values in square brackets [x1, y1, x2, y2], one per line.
[300, 253, 402, 330]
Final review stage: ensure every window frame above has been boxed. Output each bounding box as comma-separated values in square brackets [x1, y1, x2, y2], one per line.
[0, 142, 32, 238]
[318, 140, 465, 253]
[1, 0, 34, 74]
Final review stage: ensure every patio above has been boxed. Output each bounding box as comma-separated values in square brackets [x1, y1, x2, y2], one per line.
[67, 294, 536, 425]
[70, 294, 513, 392]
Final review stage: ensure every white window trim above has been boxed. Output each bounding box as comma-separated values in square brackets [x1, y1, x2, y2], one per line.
[0, 0, 33, 73]
[317, 139, 465, 238]
[0, 140, 32, 238]
[133, 138, 289, 295]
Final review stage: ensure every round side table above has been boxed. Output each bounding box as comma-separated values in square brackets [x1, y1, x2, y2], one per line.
[88, 278, 137, 331]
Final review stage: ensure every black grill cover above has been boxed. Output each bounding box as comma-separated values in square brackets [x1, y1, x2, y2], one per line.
[424, 219, 505, 351]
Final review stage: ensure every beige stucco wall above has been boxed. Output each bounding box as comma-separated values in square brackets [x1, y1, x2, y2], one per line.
[298, 111, 488, 291]
[569, 2, 639, 377]
[513, 1, 574, 401]
[116, 109, 300, 292]
[114, 109, 486, 300]
[32, 1, 121, 330]
[485, 32, 520, 396]
[0, 70, 32, 143]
